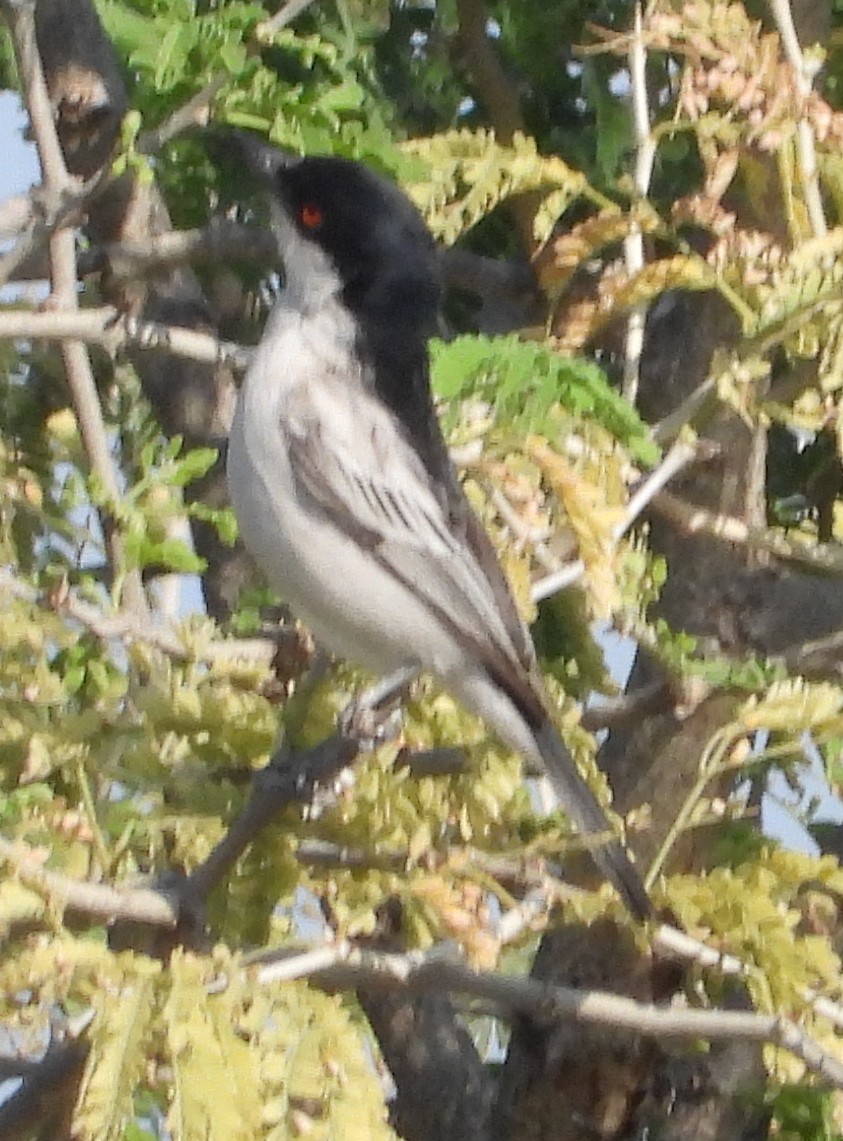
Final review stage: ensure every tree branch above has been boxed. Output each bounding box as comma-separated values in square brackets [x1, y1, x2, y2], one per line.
[0, 304, 252, 368]
[255, 941, 843, 1086]
[532, 438, 703, 601]
[78, 220, 535, 307]
[0, 1039, 89, 1141]
[0, 727, 362, 939]
[3, 0, 147, 615]
[0, 833, 181, 926]
[453, 0, 537, 253]
[135, 0, 319, 153]
[769, 0, 826, 238]
[652, 489, 843, 576]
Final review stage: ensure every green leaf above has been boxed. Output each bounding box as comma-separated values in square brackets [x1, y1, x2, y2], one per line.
[431, 334, 659, 465]
[169, 447, 218, 487]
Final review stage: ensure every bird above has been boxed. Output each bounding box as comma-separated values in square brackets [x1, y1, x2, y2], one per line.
[222, 131, 651, 921]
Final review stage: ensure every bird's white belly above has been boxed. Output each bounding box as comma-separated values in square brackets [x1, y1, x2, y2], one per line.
[227, 374, 458, 677]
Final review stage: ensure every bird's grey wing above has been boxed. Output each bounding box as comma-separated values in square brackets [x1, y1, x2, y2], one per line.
[285, 407, 540, 709]
[285, 398, 651, 919]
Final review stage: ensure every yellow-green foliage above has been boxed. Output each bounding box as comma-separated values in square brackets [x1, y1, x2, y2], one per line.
[669, 851, 843, 1082]
[0, 940, 396, 1141]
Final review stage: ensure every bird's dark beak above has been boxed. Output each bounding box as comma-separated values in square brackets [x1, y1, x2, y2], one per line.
[207, 127, 300, 188]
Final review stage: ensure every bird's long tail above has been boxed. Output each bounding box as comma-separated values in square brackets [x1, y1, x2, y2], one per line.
[532, 720, 652, 921]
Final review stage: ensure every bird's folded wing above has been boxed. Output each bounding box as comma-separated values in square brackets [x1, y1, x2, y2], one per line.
[286, 413, 538, 703]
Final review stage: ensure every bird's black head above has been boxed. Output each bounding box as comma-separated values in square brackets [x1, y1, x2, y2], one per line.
[220, 131, 441, 333]
[277, 155, 440, 319]
[215, 130, 449, 478]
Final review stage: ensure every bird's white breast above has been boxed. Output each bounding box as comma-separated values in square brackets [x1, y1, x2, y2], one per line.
[227, 299, 352, 597]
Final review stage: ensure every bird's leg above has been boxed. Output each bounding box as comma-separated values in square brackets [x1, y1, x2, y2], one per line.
[339, 663, 420, 750]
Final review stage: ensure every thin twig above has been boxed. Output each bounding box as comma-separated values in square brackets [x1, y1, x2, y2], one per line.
[137, 0, 319, 154]
[781, 627, 843, 677]
[495, 885, 555, 944]
[0, 177, 107, 289]
[769, 0, 826, 238]
[580, 680, 674, 733]
[0, 192, 36, 238]
[75, 220, 533, 308]
[0, 567, 289, 667]
[653, 924, 747, 977]
[656, 923, 843, 1049]
[532, 439, 701, 601]
[651, 377, 717, 445]
[295, 838, 408, 873]
[622, 3, 656, 405]
[82, 217, 278, 278]
[258, 0, 319, 39]
[138, 75, 227, 153]
[0, 834, 180, 927]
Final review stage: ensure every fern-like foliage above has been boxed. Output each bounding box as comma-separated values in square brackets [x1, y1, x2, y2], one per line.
[402, 129, 588, 245]
[431, 334, 659, 465]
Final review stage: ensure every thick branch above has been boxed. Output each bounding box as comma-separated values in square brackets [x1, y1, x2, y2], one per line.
[0, 1039, 89, 1141]
[0, 730, 360, 936]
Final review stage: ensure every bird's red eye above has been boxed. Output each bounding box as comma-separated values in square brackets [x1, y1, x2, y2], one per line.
[299, 203, 323, 228]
